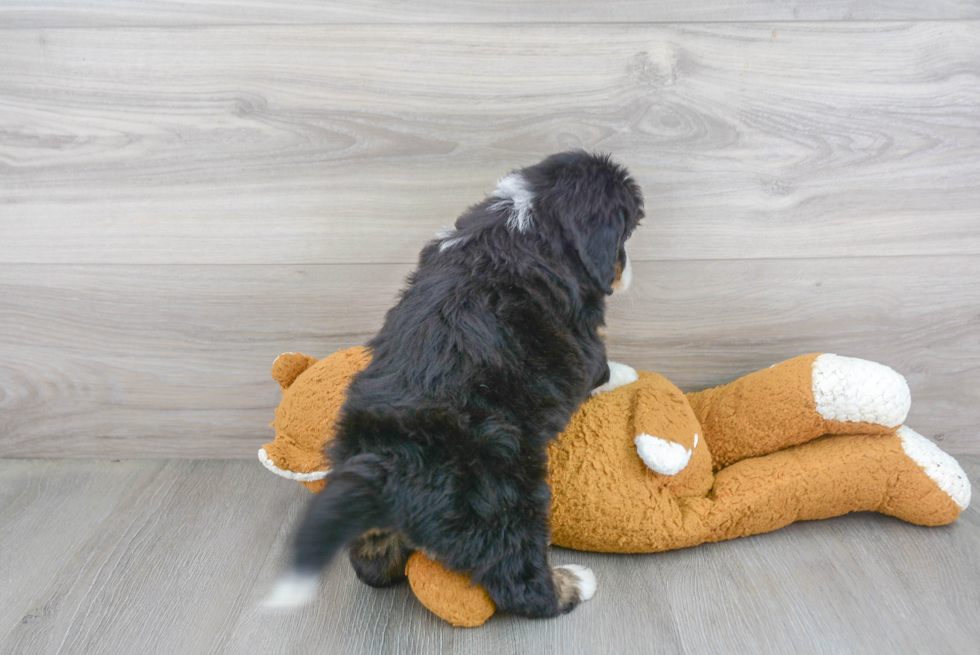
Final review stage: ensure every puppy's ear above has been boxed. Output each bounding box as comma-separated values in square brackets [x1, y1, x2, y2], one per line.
[574, 207, 621, 294]
[544, 190, 622, 294]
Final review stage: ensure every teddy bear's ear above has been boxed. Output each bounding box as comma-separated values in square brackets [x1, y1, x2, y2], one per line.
[271, 353, 319, 390]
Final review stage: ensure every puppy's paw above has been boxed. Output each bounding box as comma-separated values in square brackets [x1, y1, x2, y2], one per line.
[591, 361, 639, 396]
[554, 564, 597, 613]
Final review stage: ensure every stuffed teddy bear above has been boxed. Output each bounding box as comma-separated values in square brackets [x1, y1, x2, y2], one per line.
[259, 347, 971, 627]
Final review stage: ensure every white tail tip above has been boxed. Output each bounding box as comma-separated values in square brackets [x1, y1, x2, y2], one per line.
[263, 571, 319, 609]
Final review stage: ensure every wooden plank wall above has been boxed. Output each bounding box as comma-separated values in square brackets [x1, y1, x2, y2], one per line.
[1, 3, 978, 457]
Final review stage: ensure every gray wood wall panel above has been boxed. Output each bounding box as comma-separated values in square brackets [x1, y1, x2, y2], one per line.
[2, 1, 979, 28]
[1, 258, 977, 458]
[1, 15, 977, 458]
[2, 458, 978, 654]
[1, 23, 978, 265]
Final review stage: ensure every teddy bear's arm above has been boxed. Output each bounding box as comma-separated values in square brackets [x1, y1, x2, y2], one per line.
[631, 380, 701, 476]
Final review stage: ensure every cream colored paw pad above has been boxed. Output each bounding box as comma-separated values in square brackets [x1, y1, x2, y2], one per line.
[812, 354, 910, 427]
[635, 434, 692, 476]
[897, 426, 971, 510]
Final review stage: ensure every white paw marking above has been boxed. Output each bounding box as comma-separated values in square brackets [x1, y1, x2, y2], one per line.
[557, 564, 596, 601]
[258, 448, 330, 482]
[812, 354, 910, 427]
[591, 361, 639, 396]
[897, 426, 971, 510]
[489, 172, 535, 232]
[263, 570, 319, 609]
[635, 434, 692, 476]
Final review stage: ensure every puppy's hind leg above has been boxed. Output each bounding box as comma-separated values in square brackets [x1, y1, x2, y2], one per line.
[348, 529, 412, 588]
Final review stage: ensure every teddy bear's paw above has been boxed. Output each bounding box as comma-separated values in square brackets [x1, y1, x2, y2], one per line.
[591, 361, 639, 396]
[554, 564, 597, 602]
[812, 354, 910, 427]
[634, 434, 692, 475]
[896, 427, 971, 510]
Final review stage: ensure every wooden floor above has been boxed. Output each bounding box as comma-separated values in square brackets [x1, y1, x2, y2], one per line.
[1, 457, 977, 655]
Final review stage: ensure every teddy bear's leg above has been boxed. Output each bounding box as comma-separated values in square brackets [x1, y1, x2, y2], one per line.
[702, 430, 968, 544]
[686, 354, 910, 469]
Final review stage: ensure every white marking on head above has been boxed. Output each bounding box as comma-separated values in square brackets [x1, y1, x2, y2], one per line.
[435, 225, 470, 252]
[896, 426, 971, 509]
[489, 172, 535, 232]
[634, 434, 692, 475]
[811, 354, 910, 427]
[439, 236, 467, 252]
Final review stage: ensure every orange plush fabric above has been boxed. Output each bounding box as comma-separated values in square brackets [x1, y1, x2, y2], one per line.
[405, 552, 496, 627]
[259, 349, 971, 627]
[260, 347, 370, 493]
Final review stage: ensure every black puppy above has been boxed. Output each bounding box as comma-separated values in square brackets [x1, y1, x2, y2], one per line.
[267, 151, 644, 618]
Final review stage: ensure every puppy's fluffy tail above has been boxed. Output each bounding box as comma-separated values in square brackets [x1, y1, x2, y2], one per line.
[264, 454, 387, 609]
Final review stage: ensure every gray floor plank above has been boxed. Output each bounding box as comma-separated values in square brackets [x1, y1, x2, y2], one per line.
[0, 458, 977, 654]
[3, 0, 978, 28]
[1, 23, 977, 265]
[0, 461, 303, 655]
[0, 460, 164, 646]
[2, 257, 977, 458]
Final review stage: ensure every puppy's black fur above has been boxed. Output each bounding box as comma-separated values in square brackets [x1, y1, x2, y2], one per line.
[288, 151, 643, 618]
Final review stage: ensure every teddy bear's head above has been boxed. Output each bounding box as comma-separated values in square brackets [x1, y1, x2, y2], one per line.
[258, 347, 371, 492]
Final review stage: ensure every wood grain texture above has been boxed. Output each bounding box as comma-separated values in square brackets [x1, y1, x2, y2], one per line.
[0, 460, 161, 643]
[1, 257, 977, 458]
[1, 458, 977, 654]
[1, 22, 978, 264]
[0, 460, 301, 655]
[2, 1, 979, 28]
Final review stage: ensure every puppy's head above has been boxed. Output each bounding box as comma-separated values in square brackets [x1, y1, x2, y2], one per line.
[493, 151, 644, 295]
